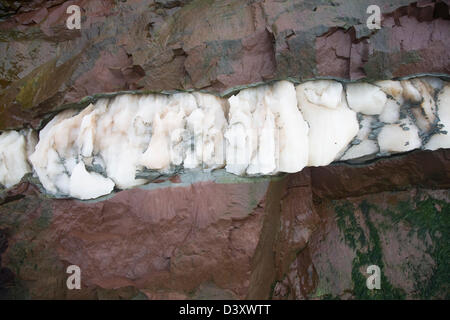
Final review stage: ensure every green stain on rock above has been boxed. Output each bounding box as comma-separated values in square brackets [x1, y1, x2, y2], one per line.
[0, 52, 81, 129]
[363, 51, 422, 81]
[335, 200, 406, 299]
[6, 240, 35, 277]
[386, 196, 450, 299]
[15, 68, 46, 109]
[35, 203, 53, 230]
[352, 201, 406, 300]
[335, 201, 367, 250]
[335, 193, 449, 299]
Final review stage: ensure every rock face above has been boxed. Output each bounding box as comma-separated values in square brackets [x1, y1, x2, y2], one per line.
[0, 0, 449, 300]
[0, 149, 448, 299]
[272, 150, 450, 299]
[0, 0, 449, 130]
[2, 77, 449, 200]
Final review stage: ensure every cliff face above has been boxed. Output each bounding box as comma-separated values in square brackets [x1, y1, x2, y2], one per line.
[0, 0, 449, 130]
[0, 0, 449, 299]
[1, 149, 448, 299]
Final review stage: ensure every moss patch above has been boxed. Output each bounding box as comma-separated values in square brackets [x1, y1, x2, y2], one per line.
[334, 193, 449, 299]
[385, 196, 450, 299]
[335, 200, 406, 299]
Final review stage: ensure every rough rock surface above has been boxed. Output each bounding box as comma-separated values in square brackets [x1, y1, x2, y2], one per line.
[0, 149, 448, 299]
[0, 0, 449, 300]
[0, 0, 449, 130]
[2, 77, 448, 200]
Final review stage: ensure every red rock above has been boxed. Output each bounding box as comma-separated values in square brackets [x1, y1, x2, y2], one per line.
[1, 149, 448, 299]
[1, 0, 449, 130]
[0, 0, 449, 300]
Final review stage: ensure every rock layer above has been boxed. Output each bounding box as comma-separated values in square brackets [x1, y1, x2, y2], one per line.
[0, 0, 449, 130]
[1, 77, 448, 200]
[0, 149, 448, 299]
[0, 0, 449, 301]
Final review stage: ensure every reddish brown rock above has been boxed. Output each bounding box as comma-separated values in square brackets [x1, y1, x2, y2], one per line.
[280, 188, 449, 299]
[0, 149, 448, 299]
[311, 149, 450, 199]
[0, 178, 274, 299]
[272, 149, 450, 300]
[0, 0, 449, 300]
[1, 0, 449, 130]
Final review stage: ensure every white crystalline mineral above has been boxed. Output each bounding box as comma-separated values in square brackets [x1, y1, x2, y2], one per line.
[0, 130, 32, 188]
[30, 98, 147, 195]
[425, 84, 450, 150]
[184, 92, 228, 169]
[29, 91, 229, 199]
[69, 162, 114, 200]
[297, 81, 358, 166]
[375, 80, 404, 104]
[224, 122, 252, 175]
[24, 129, 38, 159]
[225, 81, 308, 175]
[377, 117, 421, 153]
[346, 83, 387, 115]
[376, 80, 403, 123]
[408, 79, 437, 132]
[20, 77, 449, 200]
[341, 140, 379, 161]
[225, 85, 272, 175]
[139, 94, 192, 171]
[266, 81, 309, 173]
[401, 80, 423, 103]
[301, 80, 343, 109]
[341, 115, 379, 161]
[30, 105, 96, 194]
[422, 77, 444, 92]
[246, 104, 277, 175]
[95, 95, 152, 189]
[379, 98, 401, 123]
